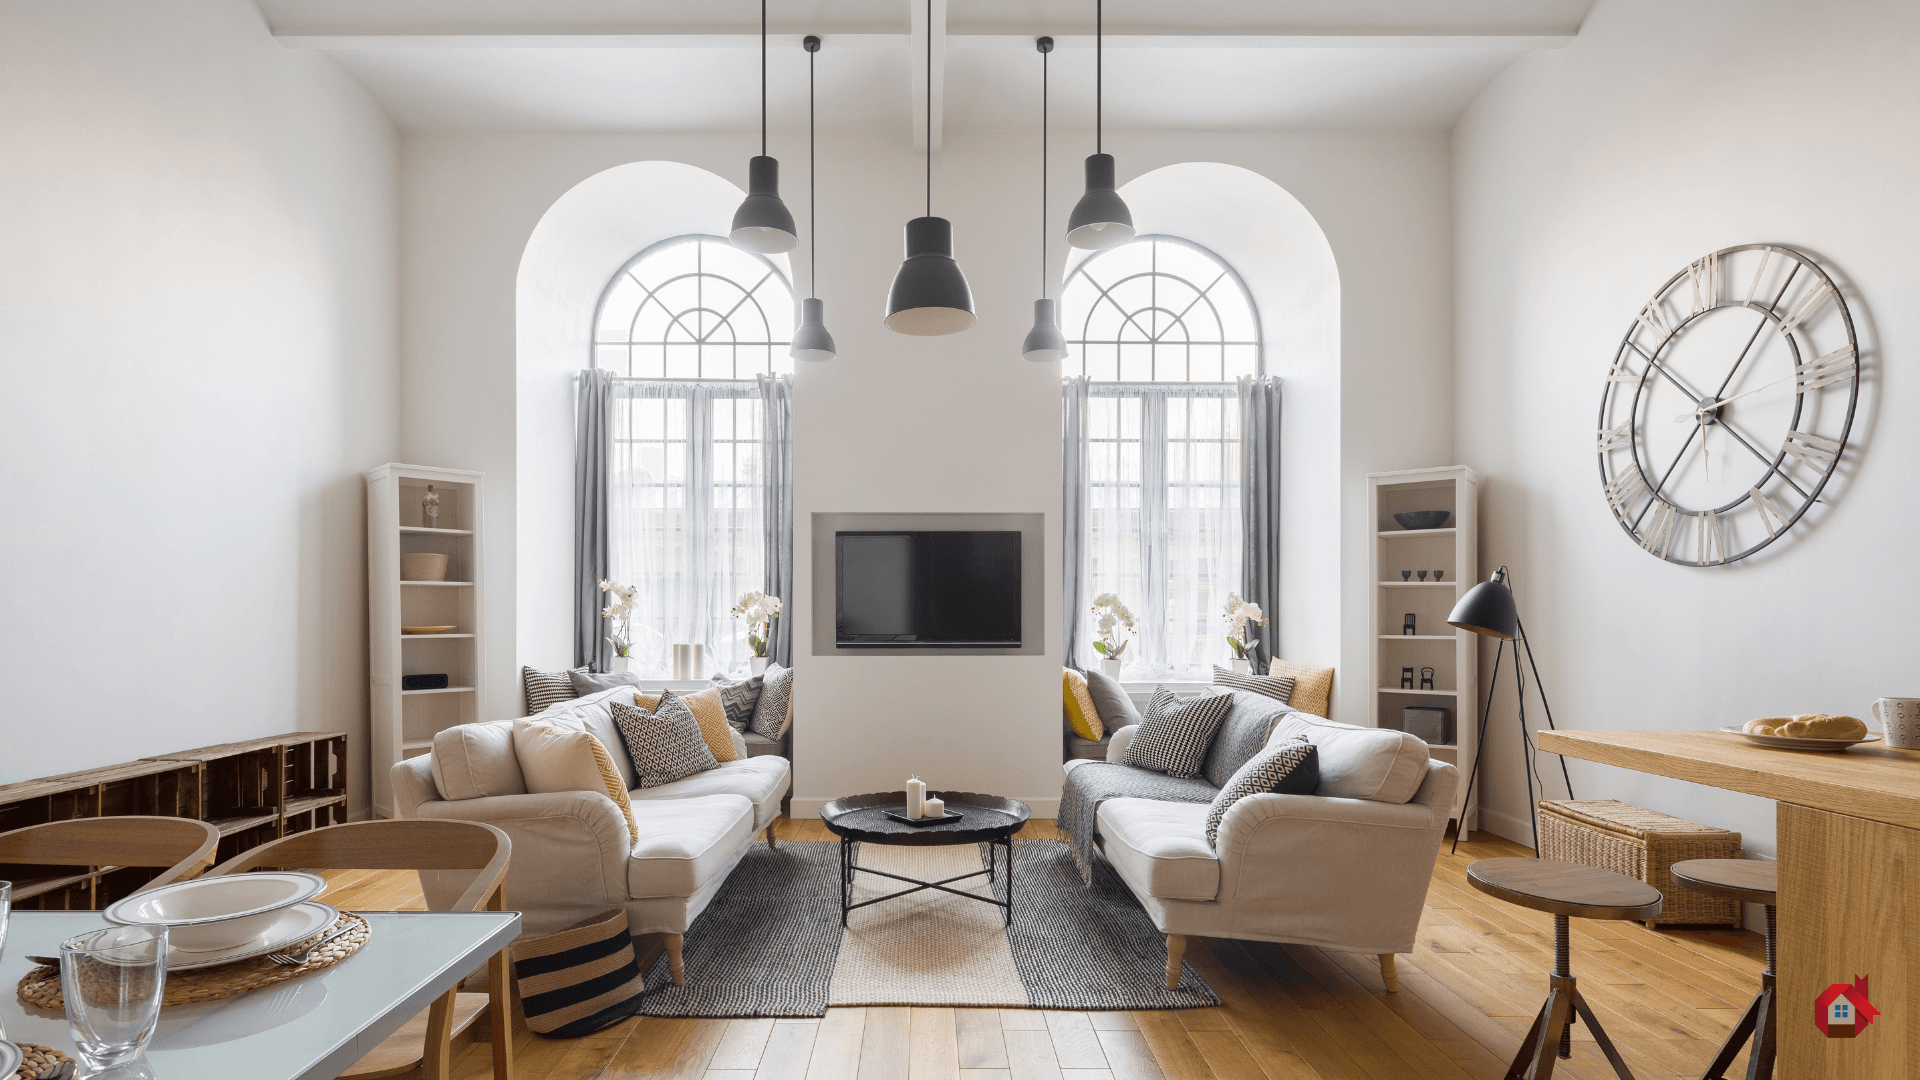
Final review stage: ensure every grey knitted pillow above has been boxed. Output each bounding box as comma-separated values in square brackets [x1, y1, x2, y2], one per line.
[610, 695, 718, 788]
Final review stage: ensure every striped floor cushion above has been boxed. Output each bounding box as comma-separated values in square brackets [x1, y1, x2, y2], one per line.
[512, 908, 647, 1036]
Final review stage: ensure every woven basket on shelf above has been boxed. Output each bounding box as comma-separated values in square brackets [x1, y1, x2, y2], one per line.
[1537, 799, 1742, 928]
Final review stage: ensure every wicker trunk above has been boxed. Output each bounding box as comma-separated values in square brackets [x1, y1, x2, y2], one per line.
[1537, 799, 1743, 928]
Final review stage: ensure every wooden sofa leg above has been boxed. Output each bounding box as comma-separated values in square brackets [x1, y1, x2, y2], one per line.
[766, 826, 778, 850]
[666, 934, 686, 986]
[1165, 934, 1187, 990]
[1379, 953, 1399, 993]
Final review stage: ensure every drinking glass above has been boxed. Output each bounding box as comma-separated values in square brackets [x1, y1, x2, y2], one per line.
[1, 880, 11, 962]
[60, 924, 168, 1071]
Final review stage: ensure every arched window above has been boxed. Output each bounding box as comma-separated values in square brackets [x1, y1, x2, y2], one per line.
[593, 235, 794, 379]
[1062, 236, 1266, 681]
[593, 235, 794, 678]
[1061, 235, 1260, 382]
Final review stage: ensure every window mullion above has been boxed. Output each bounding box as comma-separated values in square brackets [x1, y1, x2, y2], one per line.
[1140, 394, 1169, 672]
[688, 388, 717, 660]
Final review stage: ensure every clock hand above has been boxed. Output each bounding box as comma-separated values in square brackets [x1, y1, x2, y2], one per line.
[1671, 370, 1797, 423]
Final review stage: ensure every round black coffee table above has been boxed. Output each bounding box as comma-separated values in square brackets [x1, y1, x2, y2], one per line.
[819, 791, 1031, 927]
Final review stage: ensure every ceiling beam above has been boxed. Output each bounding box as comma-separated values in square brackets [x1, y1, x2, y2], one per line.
[273, 31, 1572, 53]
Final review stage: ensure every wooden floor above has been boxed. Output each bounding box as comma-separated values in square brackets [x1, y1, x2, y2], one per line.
[319, 819, 1768, 1080]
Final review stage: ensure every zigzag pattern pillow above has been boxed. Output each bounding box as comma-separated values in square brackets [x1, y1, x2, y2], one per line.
[715, 675, 763, 731]
[1206, 737, 1318, 848]
[1211, 665, 1296, 704]
[1123, 687, 1236, 779]
[749, 664, 793, 741]
[610, 698, 718, 789]
[523, 666, 583, 714]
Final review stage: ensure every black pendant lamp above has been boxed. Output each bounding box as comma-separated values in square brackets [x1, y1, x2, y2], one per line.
[1065, 0, 1133, 250]
[790, 35, 836, 361]
[884, 0, 975, 336]
[730, 0, 798, 254]
[1022, 37, 1068, 362]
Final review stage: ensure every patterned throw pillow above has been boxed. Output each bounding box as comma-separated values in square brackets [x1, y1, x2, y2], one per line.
[749, 664, 793, 741]
[715, 675, 763, 731]
[1211, 665, 1296, 704]
[610, 698, 718, 788]
[1123, 687, 1237, 779]
[1062, 669, 1104, 741]
[1205, 738, 1318, 848]
[1268, 658, 1334, 719]
[523, 666, 583, 714]
[676, 687, 741, 762]
[511, 718, 639, 843]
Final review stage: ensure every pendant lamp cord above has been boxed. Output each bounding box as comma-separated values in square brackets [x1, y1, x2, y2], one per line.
[760, 0, 768, 157]
[809, 39, 817, 300]
[1041, 44, 1048, 298]
[1095, 0, 1102, 155]
[925, 0, 933, 219]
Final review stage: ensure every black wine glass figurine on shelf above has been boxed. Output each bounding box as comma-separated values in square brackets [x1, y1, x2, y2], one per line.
[1418, 570, 1428, 581]
[1402, 570, 1412, 581]
[1435, 570, 1445, 581]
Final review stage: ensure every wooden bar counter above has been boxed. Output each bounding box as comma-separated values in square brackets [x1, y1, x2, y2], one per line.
[1540, 729, 1920, 1078]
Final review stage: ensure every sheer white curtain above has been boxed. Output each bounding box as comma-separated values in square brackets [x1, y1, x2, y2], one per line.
[607, 380, 771, 679]
[1082, 383, 1243, 680]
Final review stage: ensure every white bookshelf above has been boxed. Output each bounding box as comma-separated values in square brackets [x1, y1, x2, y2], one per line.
[1367, 466, 1479, 831]
[365, 464, 485, 818]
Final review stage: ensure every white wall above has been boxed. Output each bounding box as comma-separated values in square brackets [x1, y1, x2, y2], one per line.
[0, 0, 397, 813]
[399, 127, 1454, 812]
[1452, 0, 1920, 854]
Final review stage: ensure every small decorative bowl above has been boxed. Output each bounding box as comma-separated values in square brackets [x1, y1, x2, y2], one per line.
[1393, 511, 1451, 531]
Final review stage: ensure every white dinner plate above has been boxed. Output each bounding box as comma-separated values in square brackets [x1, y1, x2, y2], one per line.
[106, 871, 328, 953]
[168, 902, 341, 971]
[0, 1040, 20, 1080]
[1720, 727, 1883, 752]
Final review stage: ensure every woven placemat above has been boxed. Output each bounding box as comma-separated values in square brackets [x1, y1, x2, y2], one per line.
[17, 913, 371, 1011]
[9, 1043, 73, 1080]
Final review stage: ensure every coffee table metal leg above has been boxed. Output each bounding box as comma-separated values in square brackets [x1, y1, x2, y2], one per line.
[1003, 837, 1013, 925]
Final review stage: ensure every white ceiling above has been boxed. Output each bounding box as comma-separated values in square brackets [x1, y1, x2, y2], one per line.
[259, 0, 1594, 135]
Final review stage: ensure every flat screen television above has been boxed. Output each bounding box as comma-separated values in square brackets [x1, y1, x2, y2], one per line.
[836, 531, 1021, 648]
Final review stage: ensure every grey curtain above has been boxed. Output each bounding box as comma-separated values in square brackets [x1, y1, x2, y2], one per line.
[574, 368, 615, 671]
[1061, 376, 1090, 670]
[1238, 375, 1282, 671]
[757, 373, 795, 667]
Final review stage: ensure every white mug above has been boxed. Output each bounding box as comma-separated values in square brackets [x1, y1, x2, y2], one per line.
[1871, 698, 1920, 750]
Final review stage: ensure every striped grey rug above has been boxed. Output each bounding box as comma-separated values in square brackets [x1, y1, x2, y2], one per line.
[637, 839, 1219, 1017]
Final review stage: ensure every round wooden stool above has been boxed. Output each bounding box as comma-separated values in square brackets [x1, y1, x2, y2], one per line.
[1468, 858, 1663, 1080]
[1670, 859, 1777, 1080]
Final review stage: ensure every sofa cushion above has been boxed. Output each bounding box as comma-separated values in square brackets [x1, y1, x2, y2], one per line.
[568, 669, 643, 696]
[627, 755, 790, 809]
[539, 685, 656, 790]
[430, 720, 525, 801]
[1082, 669, 1141, 731]
[1267, 658, 1333, 718]
[677, 686, 742, 762]
[1202, 691, 1295, 789]
[1274, 713, 1429, 803]
[1097, 798, 1220, 901]
[523, 665, 583, 714]
[611, 697, 719, 788]
[1124, 687, 1235, 779]
[625, 794, 756, 899]
[715, 676, 763, 731]
[741, 732, 786, 758]
[1063, 669, 1104, 741]
[750, 664, 793, 741]
[513, 719, 639, 843]
[1211, 665, 1296, 704]
[1206, 738, 1316, 848]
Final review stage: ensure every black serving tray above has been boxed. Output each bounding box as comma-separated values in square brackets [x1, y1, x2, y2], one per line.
[881, 809, 966, 827]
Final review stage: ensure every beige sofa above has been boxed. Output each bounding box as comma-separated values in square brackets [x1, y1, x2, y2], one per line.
[1066, 704, 1457, 991]
[390, 685, 790, 986]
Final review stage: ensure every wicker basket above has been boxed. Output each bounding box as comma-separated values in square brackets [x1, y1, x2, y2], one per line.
[400, 552, 449, 581]
[1537, 799, 1742, 928]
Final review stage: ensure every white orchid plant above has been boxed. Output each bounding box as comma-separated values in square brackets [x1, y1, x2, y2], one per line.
[1224, 593, 1266, 661]
[731, 590, 783, 658]
[598, 579, 638, 658]
[1090, 593, 1137, 661]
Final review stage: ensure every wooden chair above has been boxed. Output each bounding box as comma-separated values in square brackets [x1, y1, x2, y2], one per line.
[211, 820, 513, 1080]
[0, 816, 220, 904]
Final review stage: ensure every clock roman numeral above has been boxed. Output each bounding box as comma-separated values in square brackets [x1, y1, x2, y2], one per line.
[1636, 299, 1674, 340]
[1639, 500, 1680, 558]
[1597, 422, 1633, 453]
[1688, 252, 1720, 314]
[1781, 430, 1841, 472]
[1697, 508, 1725, 566]
[1777, 280, 1835, 335]
[1751, 486, 1792, 537]
[1605, 468, 1647, 515]
[1605, 366, 1645, 385]
[1795, 345, 1856, 391]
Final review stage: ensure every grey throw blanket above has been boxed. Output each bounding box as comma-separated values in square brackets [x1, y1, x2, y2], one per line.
[1059, 762, 1219, 884]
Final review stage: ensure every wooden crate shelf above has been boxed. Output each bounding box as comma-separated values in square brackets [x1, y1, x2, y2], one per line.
[0, 731, 348, 909]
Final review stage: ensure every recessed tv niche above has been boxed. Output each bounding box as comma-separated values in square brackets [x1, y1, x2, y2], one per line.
[835, 531, 1021, 648]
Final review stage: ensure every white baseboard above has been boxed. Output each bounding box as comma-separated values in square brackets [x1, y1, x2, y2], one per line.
[1468, 805, 1537, 848]
[789, 797, 1060, 820]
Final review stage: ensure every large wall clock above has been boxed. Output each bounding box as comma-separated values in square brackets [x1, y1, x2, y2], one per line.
[1597, 243, 1857, 565]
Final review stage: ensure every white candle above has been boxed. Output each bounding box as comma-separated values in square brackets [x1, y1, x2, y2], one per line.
[906, 776, 926, 819]
[924, 797, 945, 818]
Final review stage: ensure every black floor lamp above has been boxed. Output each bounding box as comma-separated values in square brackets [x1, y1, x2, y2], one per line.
[1446, 566, 1574, 855]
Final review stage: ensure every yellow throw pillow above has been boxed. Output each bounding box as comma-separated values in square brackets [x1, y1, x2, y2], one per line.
[1063, 669, 1104, 741]
[1268, 659, 1334, 719]
[633, 691, 662, 712]
[512, 718, 639, 843]
[678, 686, 741, 762]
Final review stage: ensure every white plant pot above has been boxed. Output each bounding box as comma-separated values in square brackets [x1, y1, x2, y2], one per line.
[608, 655, 630, 674]
[750, 656, 770, 676]
[1231, 658, 1252, 674]
[1101, 658, 1123, 682]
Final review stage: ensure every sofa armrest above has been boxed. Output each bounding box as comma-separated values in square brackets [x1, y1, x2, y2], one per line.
[412, 789, 632, 937]
[1106, 725, 1139, 763]
[390, 757, 439, 819]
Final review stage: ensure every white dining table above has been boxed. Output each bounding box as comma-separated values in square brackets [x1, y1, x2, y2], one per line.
[1, 910, 519, 1080]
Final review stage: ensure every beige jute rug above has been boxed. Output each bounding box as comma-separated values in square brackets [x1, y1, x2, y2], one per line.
[828, 843, 1029, 1007]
